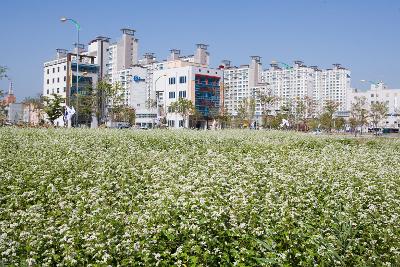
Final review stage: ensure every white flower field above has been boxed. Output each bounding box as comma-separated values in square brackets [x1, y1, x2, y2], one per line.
[0, 128, 400, 266]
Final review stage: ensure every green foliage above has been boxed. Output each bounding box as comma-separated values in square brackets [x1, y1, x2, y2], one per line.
[0, 65, 7, 80]
[1, 129, 400, 266]
[43, 94, 64, 124]
[169, 98, 195, 128]
[320, 100, 340, 132]
[370, 101, 389, 128]
[351, 96, 369, 134]
[236, 97, 256, 128]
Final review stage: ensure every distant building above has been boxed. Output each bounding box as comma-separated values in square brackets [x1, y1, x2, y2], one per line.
[222, 57, 269, 123]
[43, 47, 99, 126]
[263, 61, 351, 114]
[107, 29, 139, 84]
[3, 80, 16, 105]
[348, 82, 400, 129]
[152, 44, 222, 128]
[6, 103, 23, 124]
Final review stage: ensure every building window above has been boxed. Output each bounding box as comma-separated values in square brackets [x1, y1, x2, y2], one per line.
[57, 88, 59, 93]
[52, 89, 54, 94]
[57, 77, 60, 83]
[178, 91, 186, 98]
[53, 68, 55, 73]
[52, 78, 55, 84]
[57, 67, 60, 72]
[179, 120, 184, 127]
[47, 69, 49, 74]
[169, 92, 176, 98]
[63, 87, 66, 92]
[47, 89, 49, 94]
[168, 120, 175, 127]
[64, 65, 66, 71]
[169, 77, 176, 84]
[47, 79, 49, 84]
[179, 76, 187, 83]
[64, 76, 66, 81]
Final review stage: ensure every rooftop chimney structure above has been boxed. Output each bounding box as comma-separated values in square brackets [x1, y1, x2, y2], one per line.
[194, 44, 209, 66]
[169, 49, 181, 61]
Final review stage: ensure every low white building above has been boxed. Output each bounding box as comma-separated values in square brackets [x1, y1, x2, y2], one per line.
[348, 82, 400, 129]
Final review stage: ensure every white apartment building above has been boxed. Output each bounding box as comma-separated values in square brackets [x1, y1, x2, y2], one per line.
[223, 57, 270, 123]
[262, 61, 351, 114]
[263, 61, 314, 109]
[43, 49, 69, 99]
[348, 82, 400, 128]
[150, 45, 222, 128]
[87, 36, 110, 79]
[107, 28, 139, 84]
[43, 46, 100, 126]
[128, 53, 163, 128]
[120, 45, 217, 128]
[319, 64, 351, 113]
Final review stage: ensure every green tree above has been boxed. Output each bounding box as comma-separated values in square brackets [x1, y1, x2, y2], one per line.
[0, 66, 7, 80]
[43, 94, 64, 125]
[169, 98, 195, 128]
[0, 89, 5, 125]
[334, 117, 346, 131]
[351, 96, 369, 136]
[320, 100, 339, 132]
[217, 107, 232, 129]
[236, 97, 256, 128]
[0, 66, 8, 125]
[369, 101, 388, 131]
[258, 91, 276, 128]
[93, 80, 125, 125]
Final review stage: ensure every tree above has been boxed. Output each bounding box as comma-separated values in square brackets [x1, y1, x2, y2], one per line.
[320, 100, 339, 132]
[369, 101, 388, 131]
[258, 91, 276, 128]
[0, 66, 7, 80]
[0, 66, 8, 125]
[93, 80, 125, 125]
[350, 96, 369, 136]
[169, 98, 195, 128]
[145, 98, 157, 109]
[293, 97, 307, 130]
[236, 97, 256, 128]
[217, 107, 232, 129]
[43, 94, 64, 125]
[114, 106, 136, 125]
[0, 89, 5, 125]
[334, 117, 346, 131]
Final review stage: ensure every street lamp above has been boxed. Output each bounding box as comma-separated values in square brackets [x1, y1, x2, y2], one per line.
[155, 74, 167, 121]
[61, 17, 81, 126]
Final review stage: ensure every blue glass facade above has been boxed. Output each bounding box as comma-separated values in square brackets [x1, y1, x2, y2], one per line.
[194, 74, 220, 117]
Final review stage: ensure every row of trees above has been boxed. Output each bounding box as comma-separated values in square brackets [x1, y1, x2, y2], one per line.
[0, 66, 8, 124]
[0, 79, 136, 127]
[172, 93, 389, 133]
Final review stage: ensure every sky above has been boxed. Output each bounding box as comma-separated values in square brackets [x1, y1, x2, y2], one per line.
[0, 0, 400, 100]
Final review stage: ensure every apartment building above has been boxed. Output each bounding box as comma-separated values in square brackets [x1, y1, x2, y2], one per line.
[151, 45, 222, 128]
[262, 61, 351, 114]
[348, 82, 400, 128]
[223, 57, 270, 122]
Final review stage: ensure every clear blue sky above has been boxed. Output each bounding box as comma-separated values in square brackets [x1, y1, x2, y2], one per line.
[1, 0, 400, 100]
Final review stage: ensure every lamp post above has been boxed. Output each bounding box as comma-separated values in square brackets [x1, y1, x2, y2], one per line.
[61, 17, 81, 126]
[154, 74, 166, 122]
